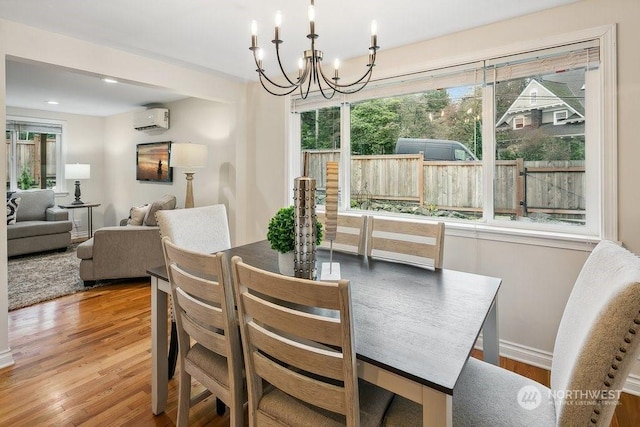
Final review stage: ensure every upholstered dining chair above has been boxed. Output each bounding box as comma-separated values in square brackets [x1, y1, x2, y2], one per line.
[155, 204, 231, 254]
[231, 256, 394, 427]
[155, 204, 232, 413]
[317, 212, 368, 255]
[366, 216, 445, 269]
[162, 237, 244, 427]
[383, 240, 640, 426]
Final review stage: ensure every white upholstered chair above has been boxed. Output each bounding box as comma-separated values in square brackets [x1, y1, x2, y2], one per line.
[162, 237, 244, 427]
[155, 204, 231, 254]
[384, 240, 640, 426]
[232, 256, 394, 427]
[366, 217, 445, 269]
[318, 213, 368, 255]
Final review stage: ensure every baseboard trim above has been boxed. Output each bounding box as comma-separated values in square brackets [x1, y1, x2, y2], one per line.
[475, 337, 640, 396]
[0, 348, 15, 370]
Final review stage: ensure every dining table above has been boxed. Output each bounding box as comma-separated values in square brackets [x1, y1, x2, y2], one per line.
[148, 239, 501, 426]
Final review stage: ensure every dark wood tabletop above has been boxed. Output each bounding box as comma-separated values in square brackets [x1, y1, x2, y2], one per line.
[148, 239, 501, 396]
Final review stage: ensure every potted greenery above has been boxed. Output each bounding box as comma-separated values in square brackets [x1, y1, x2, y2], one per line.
[267, 205, 323, 275]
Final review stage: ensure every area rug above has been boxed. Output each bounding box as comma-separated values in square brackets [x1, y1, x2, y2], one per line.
[7, 244, 97, 311]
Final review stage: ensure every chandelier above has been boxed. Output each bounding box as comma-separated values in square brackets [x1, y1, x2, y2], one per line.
[249, 0, 379, 99]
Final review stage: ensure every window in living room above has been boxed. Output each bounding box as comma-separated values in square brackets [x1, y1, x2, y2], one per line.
[5, 119, 62, 192]
[291, 27, 615, 241]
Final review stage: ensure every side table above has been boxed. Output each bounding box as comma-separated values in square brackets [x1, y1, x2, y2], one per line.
[59, 202, 101, 239]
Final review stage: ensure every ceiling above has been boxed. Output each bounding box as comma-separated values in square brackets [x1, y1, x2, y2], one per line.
[0, 0, 581, 117]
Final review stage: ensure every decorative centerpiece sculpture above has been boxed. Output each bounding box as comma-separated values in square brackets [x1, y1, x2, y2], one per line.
[293, 176, 318, 279]
[321, 161, 341, 280]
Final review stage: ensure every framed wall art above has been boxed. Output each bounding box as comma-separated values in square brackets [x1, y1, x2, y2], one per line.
[136, 141, 173, 182]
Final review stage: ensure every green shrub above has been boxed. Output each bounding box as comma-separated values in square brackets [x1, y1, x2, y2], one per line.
[19, 167, 35, 190]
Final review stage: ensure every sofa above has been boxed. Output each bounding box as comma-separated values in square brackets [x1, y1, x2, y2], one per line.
[77, 194, 176, 285]
[6, 189, 72, 257]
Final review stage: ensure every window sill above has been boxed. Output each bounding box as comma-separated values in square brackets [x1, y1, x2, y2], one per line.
[441, 221, 600, 252]
[326, 208, 601, 251]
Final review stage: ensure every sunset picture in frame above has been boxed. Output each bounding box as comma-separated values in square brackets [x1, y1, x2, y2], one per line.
[136, 141, 173, 182]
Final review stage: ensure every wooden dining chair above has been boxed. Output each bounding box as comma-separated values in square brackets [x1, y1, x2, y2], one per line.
[366, 216, 445, 269]
[162, 237, 244, 427]
[156, 204, 232, 388]
[317, 212, 368, 255]
[231, 256, 394, 427]
[384, 240, 640, 426]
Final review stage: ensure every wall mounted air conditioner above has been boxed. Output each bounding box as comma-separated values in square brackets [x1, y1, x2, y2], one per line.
[133, 108, 169, 131]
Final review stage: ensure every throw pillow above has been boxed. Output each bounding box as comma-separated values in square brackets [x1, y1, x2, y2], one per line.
[6, 197, 21, 225]
[127, 204, 150, 226]
[144, 194, 177, 226]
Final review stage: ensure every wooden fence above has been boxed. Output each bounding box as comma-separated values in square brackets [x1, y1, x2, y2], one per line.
[5, 140, 56, 187]
[305, 150, 586, 218]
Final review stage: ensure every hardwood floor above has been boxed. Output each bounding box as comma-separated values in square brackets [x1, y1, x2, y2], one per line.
[1, 280, 638, 426]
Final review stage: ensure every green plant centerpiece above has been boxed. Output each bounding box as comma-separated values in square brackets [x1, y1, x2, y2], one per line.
[267, 205, 323, 253]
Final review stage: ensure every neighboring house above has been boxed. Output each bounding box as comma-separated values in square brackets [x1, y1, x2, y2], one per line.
[496, 77, 585, 138]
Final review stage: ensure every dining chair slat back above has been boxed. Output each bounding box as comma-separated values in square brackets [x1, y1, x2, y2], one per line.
[162, 237, 244, 427]
[155, 204, 233, 384]
[318, 213, 368, 256]
[366, 217, 445, 269]
[232, 256, 393, 427]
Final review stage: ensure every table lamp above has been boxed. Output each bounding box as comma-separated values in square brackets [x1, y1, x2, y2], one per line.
[170, 142, 208, 208]
[65, 163, 91, 205]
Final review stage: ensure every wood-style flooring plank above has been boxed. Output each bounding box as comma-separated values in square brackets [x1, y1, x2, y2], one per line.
[0, 280, 638, 426]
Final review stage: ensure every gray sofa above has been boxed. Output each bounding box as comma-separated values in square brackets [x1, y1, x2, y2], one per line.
[7, 189, 72, 257]
[77, 194, 176, 285]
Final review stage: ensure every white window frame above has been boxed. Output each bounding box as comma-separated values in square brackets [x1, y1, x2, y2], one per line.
[554, 110, 569, 125]
[513, 115, 526, 129]
[287, 25, 617, 249]
[6, 116, 66, 193]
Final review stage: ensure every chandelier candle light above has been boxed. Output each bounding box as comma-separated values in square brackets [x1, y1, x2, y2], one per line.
[65, 163, 91, 205]
[250, 0, 379, 99]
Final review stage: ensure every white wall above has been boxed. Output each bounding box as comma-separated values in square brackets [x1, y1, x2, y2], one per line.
[102, 97, 241, 241]
[247, 0, 640, 390]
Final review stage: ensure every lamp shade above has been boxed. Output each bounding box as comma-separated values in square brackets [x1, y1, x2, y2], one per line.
[170, 143, 208, 170]
[65, 163, 91, 180]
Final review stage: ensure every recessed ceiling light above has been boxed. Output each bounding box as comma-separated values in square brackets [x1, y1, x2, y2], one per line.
[102, 78, 118, 84]
[47, 100, 59, 105]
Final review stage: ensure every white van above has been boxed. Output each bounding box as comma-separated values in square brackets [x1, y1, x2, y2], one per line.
[394, 138, 478, 161]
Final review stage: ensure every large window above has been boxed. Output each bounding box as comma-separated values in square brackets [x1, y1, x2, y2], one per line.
[292, 28, 615, 240]
[6, 120, 62, 191]
[300, 106, 341, 206]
